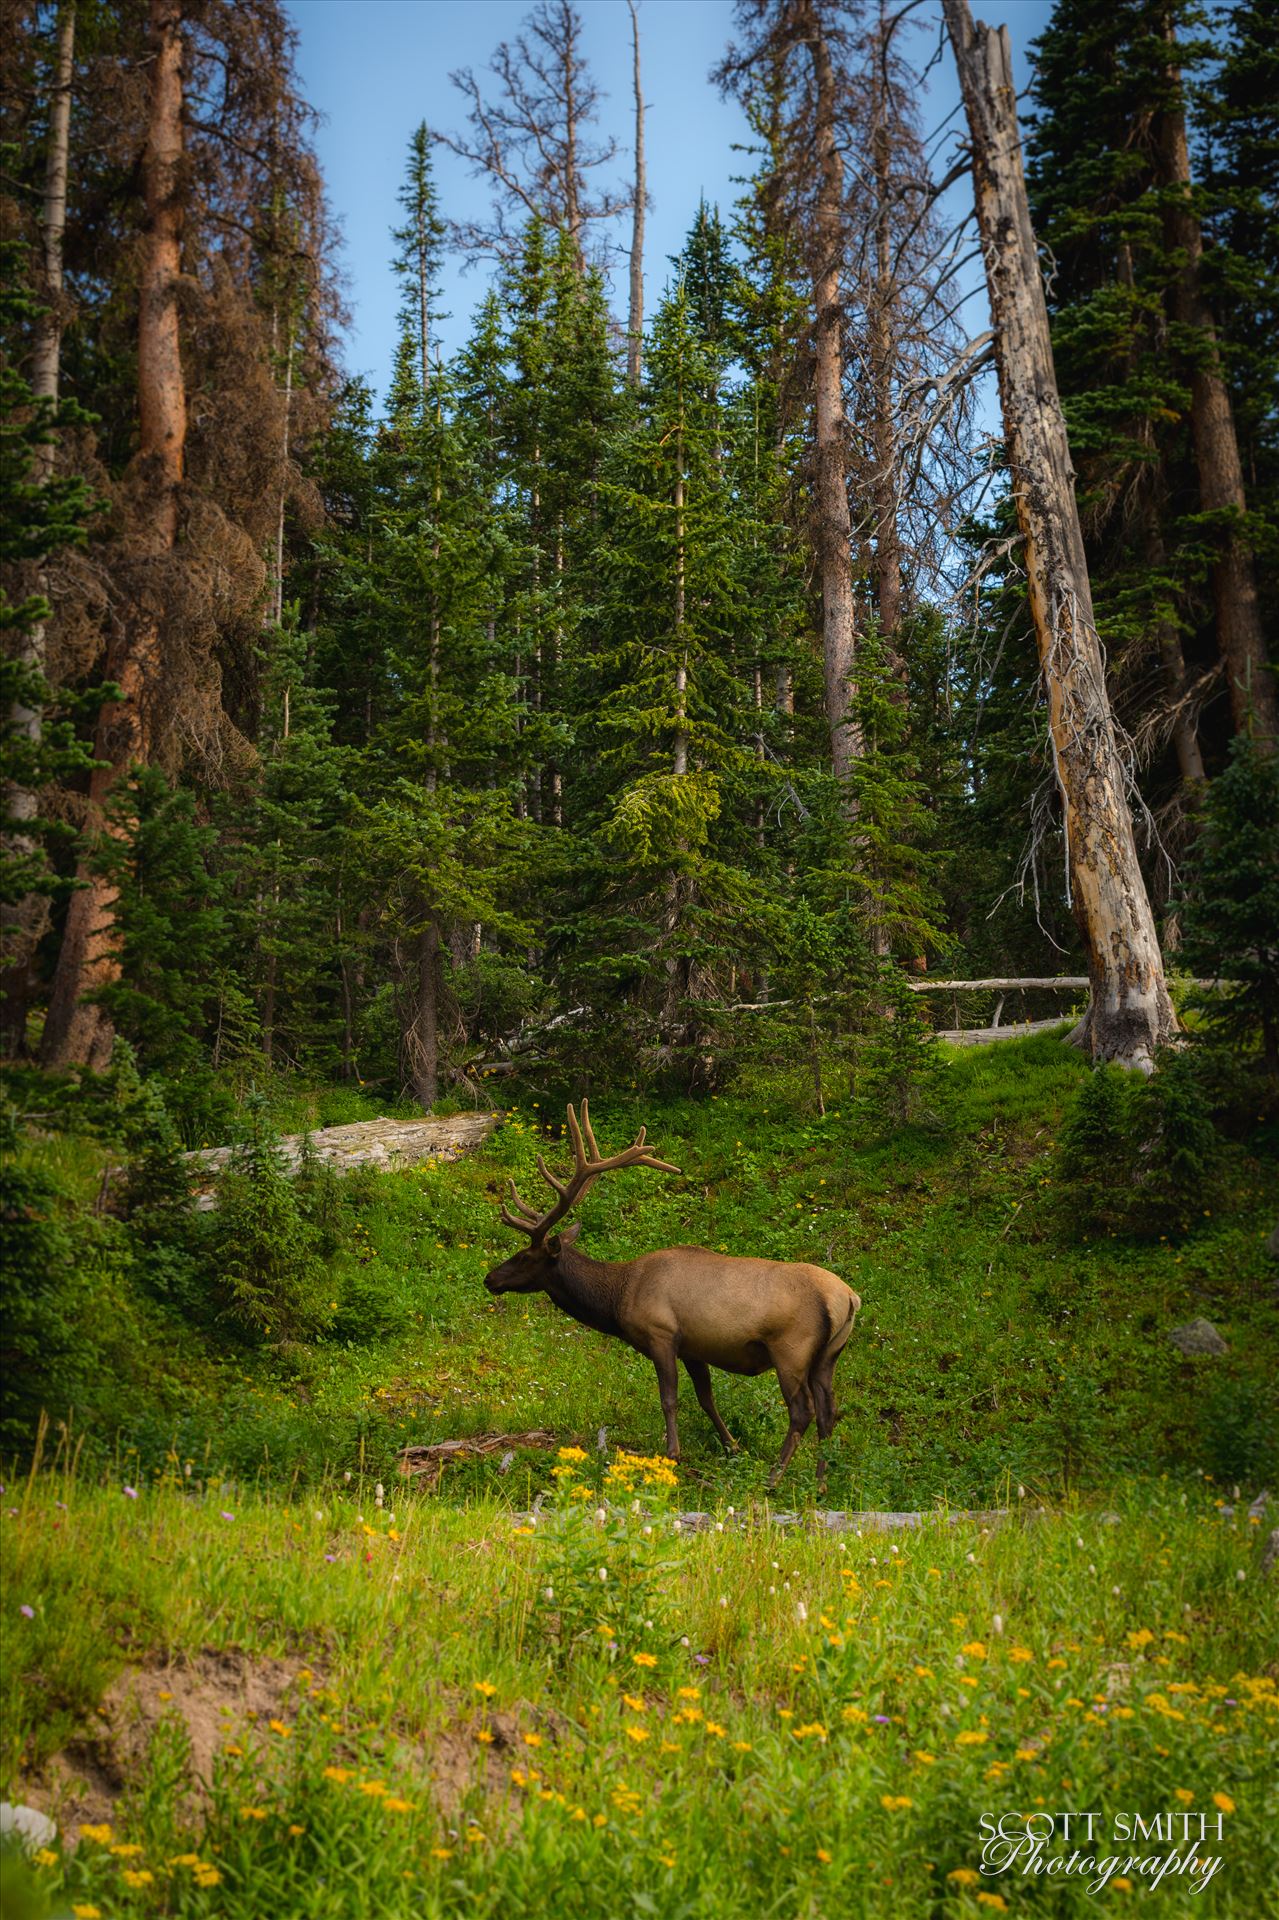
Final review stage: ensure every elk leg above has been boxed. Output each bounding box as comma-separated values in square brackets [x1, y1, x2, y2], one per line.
[768, 1367, 814, 1488]
[650, 1342, 681, 1461]
[683, 1358, 738, 1453]
[810, 1361, 839, 1496]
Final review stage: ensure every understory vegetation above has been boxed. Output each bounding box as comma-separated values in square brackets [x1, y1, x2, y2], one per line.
[4, 1035, 1275, 1504]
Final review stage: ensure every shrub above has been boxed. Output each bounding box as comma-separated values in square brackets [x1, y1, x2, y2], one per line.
[213, 1106, 334, 1341]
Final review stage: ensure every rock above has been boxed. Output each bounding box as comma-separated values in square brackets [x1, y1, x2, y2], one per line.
[1168, 1317, 1228, 1356]
[0, 1802, 57, 1852]
[1262, 1529, 1279, 1577]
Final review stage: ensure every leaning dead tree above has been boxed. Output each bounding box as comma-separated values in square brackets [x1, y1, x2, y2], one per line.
[943, 0, 1176, 1072]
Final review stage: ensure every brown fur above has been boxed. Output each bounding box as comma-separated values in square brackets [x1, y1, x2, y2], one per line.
[484, 1103, 861, 1485]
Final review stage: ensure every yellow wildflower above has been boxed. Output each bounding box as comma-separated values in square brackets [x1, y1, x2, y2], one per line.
[1113, 1878, 1133, 1892]
[474, 1680, 497, 1697]
[431, 1846, 454, 1860]
[913, 1750, 935, 1765]
[109, 1843, 144, 1857]
[288, 1824, 306, 1836]
[33, 1849, 58, 1869]
[476, 1728, 494, 1744]
[78, 1825, 113, 1846]
[72, 1908, 103, 1919]
[976, 1896, 1008, 1912]
[948, 1868, 980, 1887]
[632, 1651, 657, 1668]
[522, 1732, 543, 1747]
[1174, 1789, 1194, 1805]
[880, 1795, 913, 1812]
[122, 1870, 155, 1888]
[1212, 1793, 1235, 1815]
[358, 1780, 388, 1797]
[384, 1798, 415, 1813]
[323, 1765, 353, 1783]
[914, 1665, 934, 1678]
[1008, 1646, 1034, 1664]
[268, 1718, 292, 1737]
[239, 1805, 268, 1820]
[676, 1685, 701, 1699]
[816, 1848, 832, 1863]
[195, 1869, 222, 1889]
[557, 1446, 588, 1463]
[623, 1693, 646, 1712]
[956, 1730, 988, 1746]
[961, 1641, 987, 1659]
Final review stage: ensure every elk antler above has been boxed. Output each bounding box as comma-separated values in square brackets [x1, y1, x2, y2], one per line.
[499, 1099, 680, 1244]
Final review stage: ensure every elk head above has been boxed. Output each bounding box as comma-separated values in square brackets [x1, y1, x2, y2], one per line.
[484, 1100, 679, 1296]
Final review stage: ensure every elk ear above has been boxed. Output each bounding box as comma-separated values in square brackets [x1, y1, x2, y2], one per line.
[551, 1222, 582, 1252]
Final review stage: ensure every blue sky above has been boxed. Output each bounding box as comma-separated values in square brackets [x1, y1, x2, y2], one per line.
[287, 0, 1056, 404]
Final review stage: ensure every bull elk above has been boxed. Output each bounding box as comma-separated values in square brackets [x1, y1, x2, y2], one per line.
[483, 1102, 861, 1485]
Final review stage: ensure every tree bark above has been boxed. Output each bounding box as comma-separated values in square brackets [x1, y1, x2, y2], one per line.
[1154, 22, 1276, 747]
[625, 0, 646, 389]
[1, 0, 76, 1054]
[944, 0, 1176, 1072]
[799, 0, 861, 783]
[869, 68, 903, 665]
[413, 918, 440, 1109]
[41, 0, 186, 1070]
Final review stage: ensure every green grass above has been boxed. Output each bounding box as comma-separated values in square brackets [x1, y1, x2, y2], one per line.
[57, 1032, 1275, 1510]
[4, 1036, 1277, 1915]
[2, 1454, 1275, 1917]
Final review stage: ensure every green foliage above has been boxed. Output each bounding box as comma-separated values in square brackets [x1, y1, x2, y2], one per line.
[1177, 734, 1279, 1073]
[853, 969, 953, 1138]
[1052, 1051, 1224, 1238]
[214, 1105, 336, 1343]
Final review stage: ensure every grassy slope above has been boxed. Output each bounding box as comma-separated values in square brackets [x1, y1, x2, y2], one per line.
[88, 1034, 1277, 1510]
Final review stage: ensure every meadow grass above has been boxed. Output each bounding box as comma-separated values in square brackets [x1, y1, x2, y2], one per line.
[5, 1036, 1277, 1915]
[1, 1449, 1275, 1917]
[79, 1034, 1276, 1510]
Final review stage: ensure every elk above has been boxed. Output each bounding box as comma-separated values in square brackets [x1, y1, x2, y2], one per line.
[483, 1102, 861, 1485]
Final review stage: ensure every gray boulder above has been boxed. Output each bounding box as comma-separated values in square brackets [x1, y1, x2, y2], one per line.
[1168, 1317, 1229, 1356]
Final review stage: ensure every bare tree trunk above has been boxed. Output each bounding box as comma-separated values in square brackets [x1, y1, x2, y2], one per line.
[1155, 22, 1276, 747]
[1, 0, 75, 1053]
[413, 918, 440, 1109]
[799, 0, 861, 783]
[41, 0, 186, 1070]
[625, 0, 646, 389]
[944, 0, 1176, 1071]
[870, 101, 903, 666]
[1148, 519, 1206, 789]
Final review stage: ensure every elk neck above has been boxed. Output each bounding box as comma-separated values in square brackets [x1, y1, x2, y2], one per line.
[545, 1241, 628, 1339]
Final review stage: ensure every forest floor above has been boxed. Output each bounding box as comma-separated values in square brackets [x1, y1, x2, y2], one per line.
[4, 1034, 1277, 1916]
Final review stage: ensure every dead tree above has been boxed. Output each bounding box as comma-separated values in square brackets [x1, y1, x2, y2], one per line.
[42, 0, 187, 1069]
[434, 0, 628, 266]
[625, 0, 646, 387]
[943, 0, 1176, 1071]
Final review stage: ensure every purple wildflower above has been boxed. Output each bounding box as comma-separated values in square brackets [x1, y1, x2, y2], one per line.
[20, 1604, 35, 1619]
[693, 1653, 710, 1665]
[873, 1714, 891, 1724]
[324, 1554, 337, 1563]
[220, 1511, 235, 1522]
[124, 1486, 138, 1499]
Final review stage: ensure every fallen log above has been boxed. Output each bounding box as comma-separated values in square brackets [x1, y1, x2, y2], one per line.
[398, 1430, 559, 1488]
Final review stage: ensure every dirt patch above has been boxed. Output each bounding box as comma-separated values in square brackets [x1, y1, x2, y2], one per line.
[22, 1646, 318, 1836]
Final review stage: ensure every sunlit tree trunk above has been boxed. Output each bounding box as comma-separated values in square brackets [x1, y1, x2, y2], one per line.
[626, 0, 646, 389]
[799, 0, 861, 783]
[944, 0, 1176, 1071]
